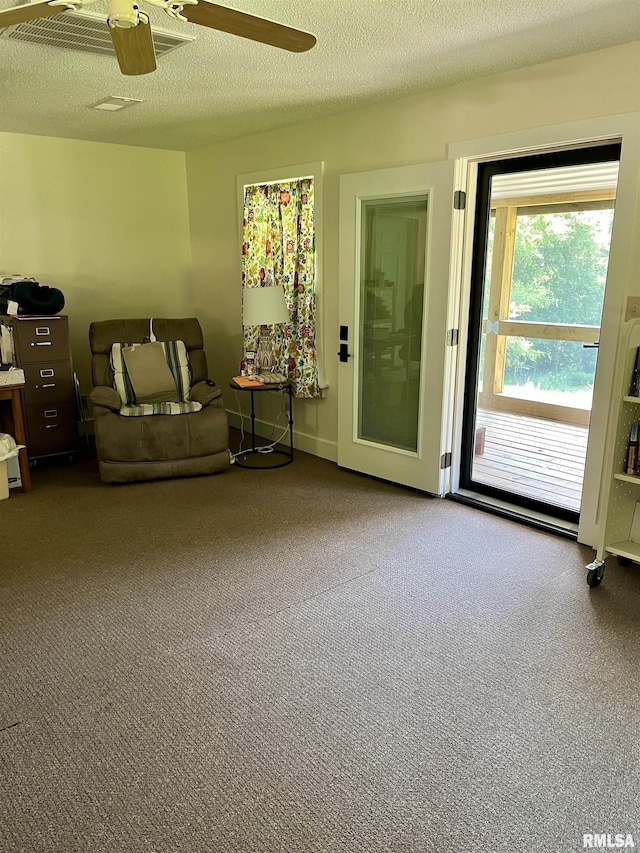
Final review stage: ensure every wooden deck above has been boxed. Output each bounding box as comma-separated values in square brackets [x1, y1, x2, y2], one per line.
[473, 408, 589, 513]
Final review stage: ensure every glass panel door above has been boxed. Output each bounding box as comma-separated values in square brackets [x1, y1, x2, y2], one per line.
[358, 195, 427, 453]
[337, 160, 456, 494]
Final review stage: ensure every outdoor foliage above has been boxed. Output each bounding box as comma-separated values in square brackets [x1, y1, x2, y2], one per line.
[487, 210, 613, 393]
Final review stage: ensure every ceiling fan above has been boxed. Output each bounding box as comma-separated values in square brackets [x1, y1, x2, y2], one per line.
[0, 0, 316, 75]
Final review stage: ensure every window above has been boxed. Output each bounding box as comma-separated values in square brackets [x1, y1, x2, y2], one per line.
[238, 162, 323, 398]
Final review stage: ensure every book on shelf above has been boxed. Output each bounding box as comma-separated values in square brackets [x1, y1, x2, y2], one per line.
[627, 422, 640, 475]
[631, 347, 640, 397]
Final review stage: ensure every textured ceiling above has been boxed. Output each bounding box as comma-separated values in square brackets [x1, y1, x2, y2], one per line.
[0, 0, 638, 151]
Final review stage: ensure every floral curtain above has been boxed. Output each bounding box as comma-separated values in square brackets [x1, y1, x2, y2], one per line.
[242, 178, 318, 398]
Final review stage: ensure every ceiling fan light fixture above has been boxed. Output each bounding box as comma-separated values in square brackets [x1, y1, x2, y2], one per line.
[107, 0, 143, 28]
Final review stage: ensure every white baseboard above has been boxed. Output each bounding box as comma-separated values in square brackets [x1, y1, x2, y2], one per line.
[226, 409, 337, 463]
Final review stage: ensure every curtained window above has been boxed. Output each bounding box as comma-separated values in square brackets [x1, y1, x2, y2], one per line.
[242, 178, 319, 398]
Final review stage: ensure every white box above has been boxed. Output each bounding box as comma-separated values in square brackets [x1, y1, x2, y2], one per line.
[0, 368, 25, 386]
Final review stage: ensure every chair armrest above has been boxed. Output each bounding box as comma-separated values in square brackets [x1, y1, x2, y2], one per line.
[190, 380, 223, 407]
[89, 386, 121, 413]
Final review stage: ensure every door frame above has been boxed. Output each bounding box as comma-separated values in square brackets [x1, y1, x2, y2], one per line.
[460, 143, 621, 525]
[447, 113, 640, 546]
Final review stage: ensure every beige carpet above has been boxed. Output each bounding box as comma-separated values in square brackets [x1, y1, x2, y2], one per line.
[1, 448, 639, 852]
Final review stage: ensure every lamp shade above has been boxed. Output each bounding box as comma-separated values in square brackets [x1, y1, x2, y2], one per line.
[242, 285, 289, 326]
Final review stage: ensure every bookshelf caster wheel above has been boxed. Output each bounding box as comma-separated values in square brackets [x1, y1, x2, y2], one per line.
[617, 555, 633, 566]
[587, 565, 605, 588]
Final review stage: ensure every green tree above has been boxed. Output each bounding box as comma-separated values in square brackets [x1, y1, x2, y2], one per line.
[504, 210, 612, 391]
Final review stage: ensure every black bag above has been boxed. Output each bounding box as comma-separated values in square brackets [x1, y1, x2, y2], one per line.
[0, 281, 14, 314]
[2, 279, 65, 316]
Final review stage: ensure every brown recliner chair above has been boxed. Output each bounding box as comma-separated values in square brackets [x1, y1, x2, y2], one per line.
[88, 318, 229, 483]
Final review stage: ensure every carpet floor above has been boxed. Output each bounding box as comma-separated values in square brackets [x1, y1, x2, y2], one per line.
[1, 448, 639, 852]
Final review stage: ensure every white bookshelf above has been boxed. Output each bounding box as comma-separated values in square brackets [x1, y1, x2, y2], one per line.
[591, 319, 640, 584]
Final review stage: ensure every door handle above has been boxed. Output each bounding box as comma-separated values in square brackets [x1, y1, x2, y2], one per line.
[338, 343, 351, 362]
[583, 342, 600, 348]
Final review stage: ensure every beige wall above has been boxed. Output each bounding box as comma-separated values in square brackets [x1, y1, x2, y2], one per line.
[1, 43, 637, 451]
[186, 41, 640, 460]
[0, 133, 192, 392]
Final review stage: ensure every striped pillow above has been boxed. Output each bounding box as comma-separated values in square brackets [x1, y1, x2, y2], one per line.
[111, 340, 192, 406]
[119, 401, 202, 417]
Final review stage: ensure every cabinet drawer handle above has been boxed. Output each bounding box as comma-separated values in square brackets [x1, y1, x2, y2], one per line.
[40, 383, 56, 389]
[40, 369, 55, 378]
[35, 327, 50, 336]
[44, 409, 58, 418]
[45, 424, 59, 429]
[31, 341, 52, 347]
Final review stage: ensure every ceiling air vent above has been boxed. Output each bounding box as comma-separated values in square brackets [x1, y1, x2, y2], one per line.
[0, 8, 195, 59]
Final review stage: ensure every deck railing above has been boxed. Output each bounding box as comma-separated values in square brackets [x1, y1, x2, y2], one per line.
[479, 318, 600, 426]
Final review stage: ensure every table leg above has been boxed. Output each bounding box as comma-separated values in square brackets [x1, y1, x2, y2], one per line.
[250, 389, 256, 452]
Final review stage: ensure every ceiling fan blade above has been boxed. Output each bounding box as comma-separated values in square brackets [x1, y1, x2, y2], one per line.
[0, 1, 67, 28]
[109, 20, 157, 76]
[182, 1, 316, 52]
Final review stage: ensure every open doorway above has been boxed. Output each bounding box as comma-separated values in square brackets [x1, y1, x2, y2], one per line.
[458, 144, 621, 526]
